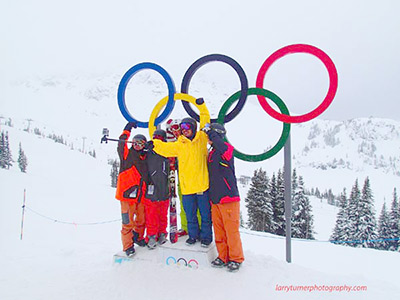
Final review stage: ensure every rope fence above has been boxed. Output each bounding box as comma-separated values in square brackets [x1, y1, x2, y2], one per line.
[24, 205, 399, 245]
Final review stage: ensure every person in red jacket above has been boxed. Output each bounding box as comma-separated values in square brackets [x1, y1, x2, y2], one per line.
[204, 123, 244, 272]
[115, 122, 148, 256]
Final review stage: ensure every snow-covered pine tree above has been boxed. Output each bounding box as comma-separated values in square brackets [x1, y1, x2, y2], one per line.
[292, 173, 315, 239]
[110, 159, 119, 188]
[4, 132, 13, 169]
[18, 143, 28, 173]
[271, 169, 285, 236]
[0, 131, 12, 169]
[347, 179, 361, 247]
[245, 168, 273, 232]
[0, 131, 4, 168]
[377, 202, 391, 250]
[388, 188, 399, 251]
[355, 177, 377, 248]
[330, 188, 350, 245]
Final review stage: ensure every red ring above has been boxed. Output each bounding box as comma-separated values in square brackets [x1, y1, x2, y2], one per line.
[256, 44, 338, 123]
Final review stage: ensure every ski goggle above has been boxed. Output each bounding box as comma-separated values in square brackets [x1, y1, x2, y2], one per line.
[180, 123, 192, 131]
[169, 124, 180, 131]
[132, 140, 145, 147]
[212, 128, 226, 135]
[153, 134, 165, 141]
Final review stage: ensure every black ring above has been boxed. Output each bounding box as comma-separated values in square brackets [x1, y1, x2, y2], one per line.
[181, 54, 248, 123]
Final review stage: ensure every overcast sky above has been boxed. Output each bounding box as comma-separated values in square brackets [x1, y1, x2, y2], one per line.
[2, 0, 400, 121]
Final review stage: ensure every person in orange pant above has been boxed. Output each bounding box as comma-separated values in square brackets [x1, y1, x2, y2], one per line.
[204, 123, 244, 272]
[115, 122, 148, 256]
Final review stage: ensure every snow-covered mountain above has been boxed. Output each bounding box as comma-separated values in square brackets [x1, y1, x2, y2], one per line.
[2, 72, 399, 207]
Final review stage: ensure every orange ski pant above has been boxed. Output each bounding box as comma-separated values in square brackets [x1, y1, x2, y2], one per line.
[144, 199, 169, 239]
[211, 201, 244, 263]
[120, 200, 146, 251]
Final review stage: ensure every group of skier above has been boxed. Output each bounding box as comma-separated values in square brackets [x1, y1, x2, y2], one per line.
[114, 108, 244, 272]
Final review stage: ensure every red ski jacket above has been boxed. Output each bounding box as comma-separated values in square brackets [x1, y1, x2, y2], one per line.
[115, 130, 149, 204]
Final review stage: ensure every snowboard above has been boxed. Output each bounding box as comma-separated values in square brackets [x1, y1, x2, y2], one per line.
[169, 157, 178, 243]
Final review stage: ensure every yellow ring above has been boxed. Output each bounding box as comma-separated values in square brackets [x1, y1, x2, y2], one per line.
[148, 93, 209, 137]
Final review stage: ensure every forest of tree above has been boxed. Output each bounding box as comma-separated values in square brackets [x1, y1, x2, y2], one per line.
[330, 179, 399, 252]
[245, 168, 315, 239]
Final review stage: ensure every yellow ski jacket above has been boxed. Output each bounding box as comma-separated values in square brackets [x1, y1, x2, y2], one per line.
[153, 111, 210, 195]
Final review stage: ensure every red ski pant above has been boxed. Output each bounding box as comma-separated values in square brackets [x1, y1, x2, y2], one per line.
[120, 200, 146, 251]
[144, 199, 169, 239]
[211, 201, 244, 263]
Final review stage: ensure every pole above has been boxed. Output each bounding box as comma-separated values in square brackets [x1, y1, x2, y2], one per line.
[20, 189, 26, 240]
[284, 133, 292, 263]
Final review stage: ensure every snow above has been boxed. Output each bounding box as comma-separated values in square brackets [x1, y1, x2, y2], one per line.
[1, 124, 400, 300]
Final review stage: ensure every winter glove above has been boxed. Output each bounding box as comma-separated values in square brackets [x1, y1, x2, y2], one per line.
[119, 133, 128, 140]
[145, 140, 154, 150]
[202, 123, 211, 133]
[124, 122, 137, 131]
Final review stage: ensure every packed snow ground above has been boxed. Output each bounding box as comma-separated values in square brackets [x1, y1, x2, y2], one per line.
[1, 124, 400, 300]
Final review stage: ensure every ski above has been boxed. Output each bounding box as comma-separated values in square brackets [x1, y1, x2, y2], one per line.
[168, 157, 178, 243]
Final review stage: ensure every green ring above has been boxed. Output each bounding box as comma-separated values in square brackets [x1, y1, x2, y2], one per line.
[217, 87, 291, 162]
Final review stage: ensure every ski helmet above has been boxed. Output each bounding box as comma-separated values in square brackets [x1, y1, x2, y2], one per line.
[132, 134, 147, 143]
[153, 129, 166, 141]
[166, 119, 180, 141]
[210, 123, 226, 138]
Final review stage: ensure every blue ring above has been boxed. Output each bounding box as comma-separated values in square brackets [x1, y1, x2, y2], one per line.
[117, 62, 176, 128]
[166, 256, 177, 265]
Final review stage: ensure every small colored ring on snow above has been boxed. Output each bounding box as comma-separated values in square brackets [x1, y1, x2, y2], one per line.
[177, 258, 188, 266]
[181, 54, 248, 123]
[117, 62, 176, 128]
[188, 259, 199, 269]
[148, 93, 210, 137]
[256, 44, 338, 123]
[166, 256, 176, 265]
[217, 87, 291, 162]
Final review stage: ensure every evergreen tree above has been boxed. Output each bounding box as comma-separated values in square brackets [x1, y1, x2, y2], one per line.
[331, 188, 350, 245]
[245, 168, 273, 232]
[110, 159, 119, 188]
[0, 131, 4, 168]
[377, 202, 391, 250]
[270, 169, 285, 236]
[17, 143, 28, 173]
[0, 131, 12, 169]
[355, 177, 377, 248]
[388, 188, 399, 251]
[347, 179, 361, 247]
[292, 173, 315, 239]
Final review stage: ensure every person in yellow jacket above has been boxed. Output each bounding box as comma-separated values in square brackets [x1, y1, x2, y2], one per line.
[151, 109, 212, 247]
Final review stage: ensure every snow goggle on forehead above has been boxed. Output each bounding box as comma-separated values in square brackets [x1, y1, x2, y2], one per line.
[212, 128, 226, 135]
[153, 134, 165, 141]
[180, 123, 192, 130]
[169, 124, 180, 131]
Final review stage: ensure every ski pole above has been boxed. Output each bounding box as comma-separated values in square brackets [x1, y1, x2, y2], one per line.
[101, 136, 134, 144]
[20, 189, 26, 240]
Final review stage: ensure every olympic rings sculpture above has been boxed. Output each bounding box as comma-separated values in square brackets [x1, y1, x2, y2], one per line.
[166, 256, 199, 269]
[117, 44, 338, 162]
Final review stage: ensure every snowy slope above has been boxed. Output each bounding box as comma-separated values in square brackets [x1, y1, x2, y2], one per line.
[1, 112, 400, 300]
